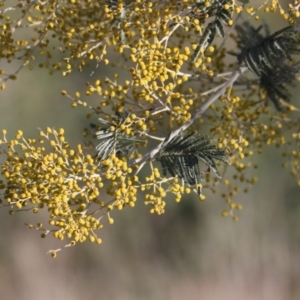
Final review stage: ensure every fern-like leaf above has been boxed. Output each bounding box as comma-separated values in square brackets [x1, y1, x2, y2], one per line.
[95, 115, 145, 160]
[259, 63, 299, 110]
[156, 130, 229, 194]
[215, 19, 225, 38]
[192, 22, 216, 62]
[237, 24, 300, 77]
[218, 8, 232, 25]
[235, 22, 300, 110]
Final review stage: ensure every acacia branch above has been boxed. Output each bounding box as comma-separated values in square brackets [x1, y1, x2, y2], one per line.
[132, 66, 248, 171]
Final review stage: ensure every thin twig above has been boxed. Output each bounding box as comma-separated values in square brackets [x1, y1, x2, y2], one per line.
[131, 66, 248, 169]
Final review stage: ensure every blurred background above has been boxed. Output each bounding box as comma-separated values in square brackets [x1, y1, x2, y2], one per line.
[0, 1, 300, 299]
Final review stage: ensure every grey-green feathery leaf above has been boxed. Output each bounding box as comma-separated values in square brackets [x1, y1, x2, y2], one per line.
[156, 130, 229, 194]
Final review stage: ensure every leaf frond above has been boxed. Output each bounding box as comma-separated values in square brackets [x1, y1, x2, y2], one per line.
[95, 115, 145, 160]
[156, 130, 229, 193]
[235, 22, 300, 109]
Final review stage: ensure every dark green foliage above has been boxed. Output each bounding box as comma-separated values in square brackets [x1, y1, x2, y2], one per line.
[190, 1, 233, 61]
[103, 0, 121, 10]
[95, 115, 145, 160]
[234, 23, 300, 110]
[191, 0, 233, 21]
[215, 19, 225, 38]
[155, 130, 229, 194]
[259, 64, 299, 111]
[192, 22, 217, 62]
[237, 25, 300, 76]
[218, 7, 232, 24]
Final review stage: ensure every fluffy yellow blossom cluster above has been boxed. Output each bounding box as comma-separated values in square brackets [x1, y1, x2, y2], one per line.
[1, 0, 300, 254]
[0, 128, 104, 255]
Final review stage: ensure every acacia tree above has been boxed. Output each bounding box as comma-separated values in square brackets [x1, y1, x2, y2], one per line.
[0, 0, 300, 257]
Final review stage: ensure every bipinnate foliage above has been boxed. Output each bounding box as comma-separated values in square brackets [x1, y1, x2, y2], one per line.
[233, 23, 300, 110]
[95, 114, 146, 160]
[190, 0, 236, 61]
[156, 130, 229, 195]
[0, 0, 300, 256]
